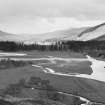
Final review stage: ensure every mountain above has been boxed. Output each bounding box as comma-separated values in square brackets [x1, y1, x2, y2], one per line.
[44, 27, 87, 41]
[77, 23, 105, 41]
[1, 22, 105, 43]
[43, 22, 105, 42]
[0, 31, 40, 42]
[0, 28, 87, 43]
[93, 34, 105, 41]
[42, 22, 105, 42]
[24, 27, 88, 44]
[0, 30, 23, 42]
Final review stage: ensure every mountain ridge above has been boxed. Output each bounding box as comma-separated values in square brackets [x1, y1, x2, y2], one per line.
[0, 22, 105, 43]
[78, 22, 105, 37]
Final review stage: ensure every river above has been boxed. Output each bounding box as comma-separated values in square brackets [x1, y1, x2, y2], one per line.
[0, 53, 105, 104]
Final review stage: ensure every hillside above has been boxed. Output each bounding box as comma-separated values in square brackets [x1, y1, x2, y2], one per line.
[77, 23, 105, 41]
[38, 22, 105, 42]
[0, 31, 17, 41]
[30, 22, 105, 42]
[0, 28, 87, 43]
[1, 22, 105, 43]
[24, 27, 87, 44]
[92, 34, 105, 41]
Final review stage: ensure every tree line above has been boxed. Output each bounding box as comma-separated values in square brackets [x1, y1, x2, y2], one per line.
[1, 40, 105, 57]
[0, 41, 66, 51]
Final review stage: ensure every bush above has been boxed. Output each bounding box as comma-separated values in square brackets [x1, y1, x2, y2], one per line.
[3, 79, 26, 97]
[0, 59, 32, 69]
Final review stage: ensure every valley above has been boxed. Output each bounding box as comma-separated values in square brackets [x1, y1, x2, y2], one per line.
[0, 22, 105, 105]
[0, 51, 104, 105]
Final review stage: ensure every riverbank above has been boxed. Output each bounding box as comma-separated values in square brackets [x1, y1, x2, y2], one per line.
[0, 52, 104, 103]
[39, 55, 105, 83]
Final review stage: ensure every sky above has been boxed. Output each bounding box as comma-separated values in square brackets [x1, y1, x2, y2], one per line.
[0, 0, 105, 34]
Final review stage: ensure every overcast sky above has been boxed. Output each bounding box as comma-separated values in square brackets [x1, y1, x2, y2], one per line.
[0, 0, 105, 34]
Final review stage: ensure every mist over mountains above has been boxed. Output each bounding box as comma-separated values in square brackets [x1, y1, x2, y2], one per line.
[0, 22, 105, 43]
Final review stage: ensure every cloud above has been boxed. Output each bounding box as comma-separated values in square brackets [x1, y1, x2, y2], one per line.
[0, 0, 105, 34]
[0, 0, 105, 20]
[0, 16, 103, 34]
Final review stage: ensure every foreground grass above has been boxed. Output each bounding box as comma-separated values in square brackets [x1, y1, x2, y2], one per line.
[0, 76, 84, 105]
[0, 66, 104, 104]
[0, 51, 104, 104]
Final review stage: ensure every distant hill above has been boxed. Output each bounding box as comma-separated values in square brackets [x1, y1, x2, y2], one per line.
[0, 28, 87, 43]
[93, 34, 105, 41]
[77, 23, 105, 41]
[1, 22, 105, 43]
[43, 22, 105, 42]
[0, 30, 21, 42]
[32, 22, 105, 42]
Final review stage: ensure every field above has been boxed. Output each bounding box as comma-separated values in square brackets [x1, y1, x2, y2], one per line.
[0, 51, 104, 104]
